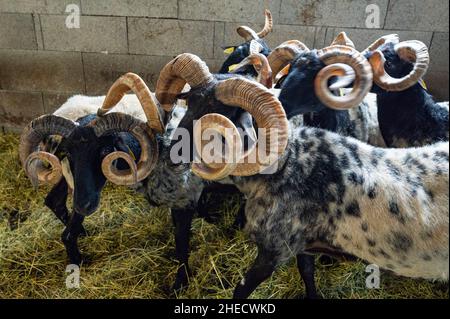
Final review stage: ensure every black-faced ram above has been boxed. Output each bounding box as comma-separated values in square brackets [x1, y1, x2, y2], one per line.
[362, 35, 449, 147]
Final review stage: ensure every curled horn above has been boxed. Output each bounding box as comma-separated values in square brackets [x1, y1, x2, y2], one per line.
[193, 78, 289, 180]
[362, 34, 400, 56]
[192, 114, 242, 180]
[315, 45, 373, 110]
[97, 73, 165, 133]
[237, 9, 273, 41]
[268, 40, 310, 82]
[156, 53, 215, 112]
[92, 113, 158, 186]
[369, 40, 429, 91]
[19, 115, 77, 186]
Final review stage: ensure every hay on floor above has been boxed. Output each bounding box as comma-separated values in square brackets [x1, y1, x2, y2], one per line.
[0, 133, 448, 299]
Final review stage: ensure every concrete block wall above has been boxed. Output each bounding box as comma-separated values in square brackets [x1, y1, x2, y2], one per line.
[0, 0, 448, 132]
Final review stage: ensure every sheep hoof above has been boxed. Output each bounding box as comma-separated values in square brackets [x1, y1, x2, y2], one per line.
[172, 267, 191, 292]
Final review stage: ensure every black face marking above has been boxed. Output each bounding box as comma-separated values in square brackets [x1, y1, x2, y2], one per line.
[367, 238, 376, 247]
[388, 231, 413, 253]
[335, 209, 343, 219]
[361, 222, 369, 232]
[345, 201, 361, 217]
[421, 254, 432, 261]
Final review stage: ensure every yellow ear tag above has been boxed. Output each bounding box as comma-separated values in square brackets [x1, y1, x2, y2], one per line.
[224, 47, 235, 55]
[339, 88, 345, 97]
[228, 64, 239, 72]
[419, 79, 428, 90]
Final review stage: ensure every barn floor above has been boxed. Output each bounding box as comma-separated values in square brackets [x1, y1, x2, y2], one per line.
[0, 133, 448, 299]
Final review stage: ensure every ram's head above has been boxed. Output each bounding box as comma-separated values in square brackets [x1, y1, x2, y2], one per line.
[219, 10, 273, 77]
[19, 74, 163, 216]
[157, 53, 289, 181]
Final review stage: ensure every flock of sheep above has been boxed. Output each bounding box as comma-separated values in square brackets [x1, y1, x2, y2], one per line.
[18, 10, 449, 299]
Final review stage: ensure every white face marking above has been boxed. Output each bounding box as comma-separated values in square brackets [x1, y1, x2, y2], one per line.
[240, 278, 246, 286]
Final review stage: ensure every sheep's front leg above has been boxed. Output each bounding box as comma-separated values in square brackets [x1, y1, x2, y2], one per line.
[296, 253, 320, 299]
[233, 247, 277, 299]
[171, 209, 194, 291]
[44, 179, 87, 236]
[61, 212, 85, 265]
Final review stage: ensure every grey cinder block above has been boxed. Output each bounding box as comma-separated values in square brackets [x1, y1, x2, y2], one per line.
[0, 13, 36, 50]
[0, 90, 44, 130]
[0, 49, 85, 93]
[40, 15, 128, 54]
[385, 0, 449, 32]
[128, 18, 215, 58]
[280, 0, 388, 28]
[179, 0, 281, 23]
[0, 0, 80, 14]
[80, 0, 177, 18]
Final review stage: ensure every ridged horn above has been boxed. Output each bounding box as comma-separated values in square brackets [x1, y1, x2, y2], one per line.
[268, 40, 309, 82]
[156, 53, 215, 112]
[369, 40, 429, 91]
[97, 73, 165, 133]
[19, 115, 77, 186]
[237, 9, 273, 41]
[315, 45, 373, 110]
[92, 113, 158, 186]
[213, 78, 288, 178]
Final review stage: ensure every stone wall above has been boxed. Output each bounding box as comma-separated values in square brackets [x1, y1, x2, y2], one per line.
[0, 0, 448, 132]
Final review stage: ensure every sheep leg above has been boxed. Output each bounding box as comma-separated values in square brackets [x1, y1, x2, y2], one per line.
[171, 208, 194, 291]
[296, 253, 320, 299]
[233, 247, 277, 299]
[61, 212, 85, 266]
[44, 179, 87, 237]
